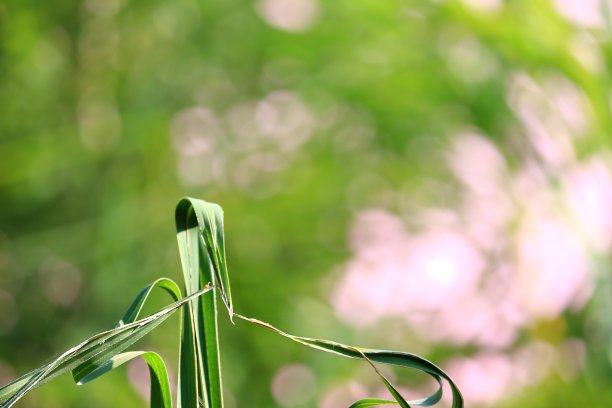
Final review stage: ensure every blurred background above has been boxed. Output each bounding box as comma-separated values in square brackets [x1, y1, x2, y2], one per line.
[2, 0, 612, 406]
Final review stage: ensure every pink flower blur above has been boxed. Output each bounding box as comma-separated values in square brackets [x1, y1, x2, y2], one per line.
[331, 100, 609, 404]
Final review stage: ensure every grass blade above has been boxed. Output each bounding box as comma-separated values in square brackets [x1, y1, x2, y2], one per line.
[75, 351, 172, 408]
[117, 278, 182, 326]
[1, 197, 463, 408]
[349, 398, 398, 408]
[176, 198, 227, 408]
[175, 197, 462, 408]
[233, 313, 461, 408]
[0, 287, 211, 407]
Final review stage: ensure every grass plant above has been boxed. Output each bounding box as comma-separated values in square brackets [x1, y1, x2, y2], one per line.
[0, 198, 463, 408]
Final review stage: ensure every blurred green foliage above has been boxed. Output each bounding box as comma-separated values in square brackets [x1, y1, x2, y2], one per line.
[1, 0, 612, 407]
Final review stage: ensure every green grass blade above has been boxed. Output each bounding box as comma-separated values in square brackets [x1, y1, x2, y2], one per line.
[70, 278, 182, 408]
[349, 398, 397, 408]
[233, 314, 460, 408]
[196, 246, 222, 408]
[369, 368, 410, 408]
[176, 198, 226, 408]
[117, 278, 182, 326]
[176, 197, 461, 408]
[198, 203, 233, 316]
[355, 349, 410, 408]
[359, 351, 458, 408]
[177, 198, 233, 315]
[0, 287, 210, 408]
[2, 197, 463, 408]
[175, 202, 204, 408]
[75, 351, 173, 408]
[176, 299, 200, 408]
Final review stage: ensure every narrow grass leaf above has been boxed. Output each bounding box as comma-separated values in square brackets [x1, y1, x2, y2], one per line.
[0, 287, 210, 408]
[175, 201, 204, 408]
[232, 314, 461, 408]
[349, 398, 398, 408]
[176, 198, 226, 408]
[117, 278, 182, 326]
[75, 351, 172, 408]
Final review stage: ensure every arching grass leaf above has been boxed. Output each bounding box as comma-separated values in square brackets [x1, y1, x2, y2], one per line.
[0, 286, 211, 407]
[232, 313, 460, 408]
[75, 351, 172, 408]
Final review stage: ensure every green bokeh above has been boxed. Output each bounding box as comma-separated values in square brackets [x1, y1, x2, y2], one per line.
[1, 0, 612, 407]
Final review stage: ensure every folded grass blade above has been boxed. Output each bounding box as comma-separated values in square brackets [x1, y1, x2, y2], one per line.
[176, 198, 229, 408]
[175, 197, 463, 408]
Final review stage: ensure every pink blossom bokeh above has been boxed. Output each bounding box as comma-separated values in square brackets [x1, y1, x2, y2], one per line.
[331, 73, 612, 406]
